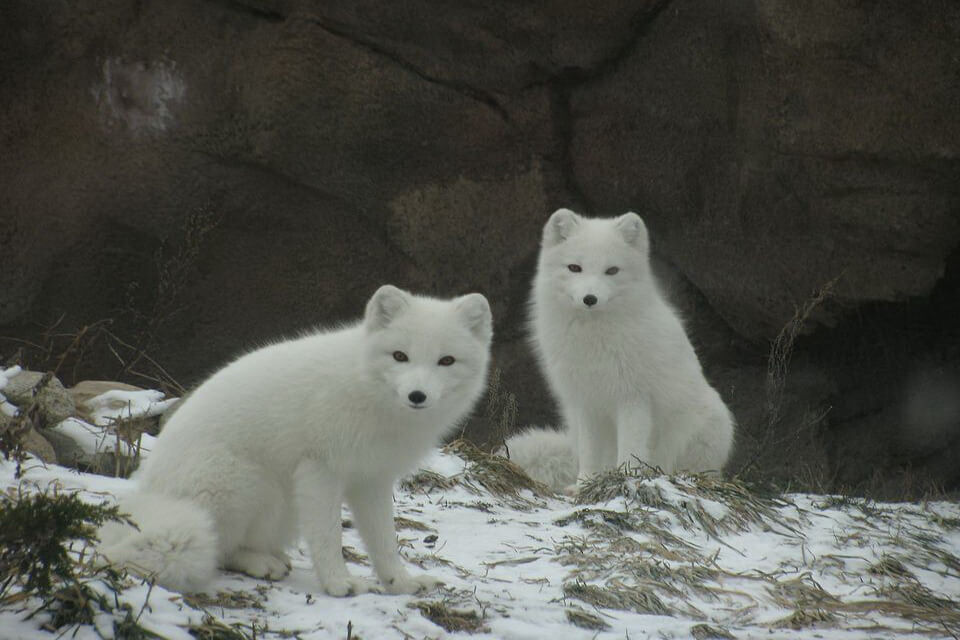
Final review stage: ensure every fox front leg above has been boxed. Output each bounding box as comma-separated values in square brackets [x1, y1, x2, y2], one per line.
[295, 460, 376, 597]
[346, 480, 442, 595]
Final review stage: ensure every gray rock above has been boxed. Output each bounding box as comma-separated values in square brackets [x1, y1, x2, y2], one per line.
[81, 451, 140, 479]
[70, 380, 144, 412]
[3, 370, 77, 428]
[3, 370, 45, 407]
[21, 427, 57, 464]
[0, 410, 56, 463]
[42, 428, 87, 469]
[1, 1, 958, 495]
[0, 411, 12, 442]
[43, 426, 140, 477]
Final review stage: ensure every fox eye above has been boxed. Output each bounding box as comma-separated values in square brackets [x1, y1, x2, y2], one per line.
[392, 351, 408, 362]
[605, 266, 620, 275]
[437, 355, 456, 366]
[567, 264, 582, 273]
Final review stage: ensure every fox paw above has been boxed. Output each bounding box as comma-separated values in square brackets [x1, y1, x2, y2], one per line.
[384, 573, 444, 595]
[226, 551, 290, 581]
[321, 575, 378, 597]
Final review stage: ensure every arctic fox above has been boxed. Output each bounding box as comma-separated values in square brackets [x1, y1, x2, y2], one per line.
[509, 209, 734, 492]
[99, 285, 492, 596]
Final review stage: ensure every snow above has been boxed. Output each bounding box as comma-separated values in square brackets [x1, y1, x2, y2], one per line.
[45, 388, 167, 459]
[0, 365, 22, 416]
[84, 389, 178, 425]
[49, 417, 157, 458]
[2, 390, 959, 639]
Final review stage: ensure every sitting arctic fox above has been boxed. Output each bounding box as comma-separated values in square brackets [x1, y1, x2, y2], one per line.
[99, 285, 492, 596]
[509, 209, 734, 492]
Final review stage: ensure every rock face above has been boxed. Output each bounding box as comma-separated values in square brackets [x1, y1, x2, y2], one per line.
[570, 0, 960, 339]
[2, 1, 959, 495]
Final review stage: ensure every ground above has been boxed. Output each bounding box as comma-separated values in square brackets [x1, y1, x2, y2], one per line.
[1, 389, 959, 639]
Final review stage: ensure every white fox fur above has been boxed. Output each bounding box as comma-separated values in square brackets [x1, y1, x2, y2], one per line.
[510, 208, 734, 491]
[504, 426, 578, 491]
[99, 285, 492, 596]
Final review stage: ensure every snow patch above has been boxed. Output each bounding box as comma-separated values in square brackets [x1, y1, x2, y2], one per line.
[0, 366, 22, 416]
[50, 417, 156, 458]
[85, 389, 177, 426]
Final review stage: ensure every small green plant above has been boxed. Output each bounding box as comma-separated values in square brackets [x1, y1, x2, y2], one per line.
[0, 488, 166, 636]
[0, 489, 123, 602]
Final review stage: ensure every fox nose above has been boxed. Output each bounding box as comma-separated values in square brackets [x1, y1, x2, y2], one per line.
[583, 294, 598, 307]
[408, 390, 427, 405]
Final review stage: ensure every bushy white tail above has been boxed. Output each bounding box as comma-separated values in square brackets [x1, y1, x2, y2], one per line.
[97, 492, 219, 592]
[504, 427, 577, 492]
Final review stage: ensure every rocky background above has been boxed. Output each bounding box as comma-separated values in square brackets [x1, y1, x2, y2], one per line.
[2, 0, 959, 497]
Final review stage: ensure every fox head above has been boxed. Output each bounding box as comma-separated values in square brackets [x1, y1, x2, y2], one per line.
[363, 285, 492, 415]
[537, 208, 653, 312]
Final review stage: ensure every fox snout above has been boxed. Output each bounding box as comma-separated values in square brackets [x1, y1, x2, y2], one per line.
[563, 275, 609, 310]
[568, 284, 605, 309]
[407, 390, 427, 408]
[395, 369, 444, 410]
[569, 290, 603, 309]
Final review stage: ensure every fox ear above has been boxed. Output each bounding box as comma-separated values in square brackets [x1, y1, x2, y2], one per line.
[455, 293, 493, 342]
[542, 208, 580, 247]
[616, 212, 648, 253]
[366, 285, 409, 330]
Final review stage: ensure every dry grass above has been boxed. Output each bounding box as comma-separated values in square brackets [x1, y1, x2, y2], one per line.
[183, 590, 265, 612]
[394, 516, 433, 532]
[562, 579, 671, 615]
[400, 469, 458, 494]
[411, 438, 553, 510]
[446, 439, 553, 508]
[772, 607, 837, 629]
[341, 546, 368, 566]
[412, 600, 487, 634]
[565, 606, 610, 631]
[576, 462, 795, 538]
[478, 367, 518, 450]
[735, 277, 839, 487]
[540, 459, 960, 637]
[690, 623, 735, 639]
[101, 413, 153, 478]
[185, 614, 255, 640]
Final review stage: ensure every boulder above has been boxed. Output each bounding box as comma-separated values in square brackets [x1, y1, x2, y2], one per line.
[42, 428, 87, 470]
[1, 0, 958, 495]
[1, 410, 58, 464]
[3, 370, 77, 427]
[569, 0, 960, 340]
[70, 380, 144, 411]
[21, 427, 57, 464]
